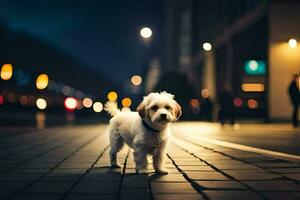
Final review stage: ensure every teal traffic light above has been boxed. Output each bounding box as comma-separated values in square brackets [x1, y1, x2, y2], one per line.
[245, 60, 266, 75]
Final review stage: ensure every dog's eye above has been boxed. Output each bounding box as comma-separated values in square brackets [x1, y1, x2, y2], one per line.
[151, 105, 158, 111]
[165, 105, 171, 110]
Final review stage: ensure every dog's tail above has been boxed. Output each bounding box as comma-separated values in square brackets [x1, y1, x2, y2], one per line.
[104, 101, 120, 117]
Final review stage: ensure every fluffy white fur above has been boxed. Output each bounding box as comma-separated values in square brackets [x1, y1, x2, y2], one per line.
[104, 91, 182, 174]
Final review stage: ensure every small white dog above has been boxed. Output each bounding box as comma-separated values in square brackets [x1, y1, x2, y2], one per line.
[104, 91, 181, 174]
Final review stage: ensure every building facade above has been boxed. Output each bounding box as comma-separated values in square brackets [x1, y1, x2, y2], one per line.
[163, 0, 300, 121]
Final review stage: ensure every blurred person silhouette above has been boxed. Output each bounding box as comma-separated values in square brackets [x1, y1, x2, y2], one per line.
[218, 84, 235, 126]
[200, 89, 213, 122]
[288, 73, 300, 127]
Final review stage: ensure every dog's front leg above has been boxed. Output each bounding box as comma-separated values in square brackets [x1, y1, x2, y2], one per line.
[153, 140, 169, 174]
[133, 143, 148, 174]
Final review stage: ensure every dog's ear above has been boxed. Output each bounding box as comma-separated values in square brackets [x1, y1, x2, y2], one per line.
[137, 101, 146, 118]
[173, 101, 182, 121]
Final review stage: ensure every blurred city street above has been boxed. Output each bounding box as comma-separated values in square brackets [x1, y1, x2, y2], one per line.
[0, 0, 300, 199]
[0, 122, 300, 200]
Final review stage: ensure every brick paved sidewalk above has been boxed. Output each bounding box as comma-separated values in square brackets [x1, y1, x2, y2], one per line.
[1, 125, 300, 200]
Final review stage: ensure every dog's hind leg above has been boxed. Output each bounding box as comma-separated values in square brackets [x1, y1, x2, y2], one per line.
[109, 127, 124, 168]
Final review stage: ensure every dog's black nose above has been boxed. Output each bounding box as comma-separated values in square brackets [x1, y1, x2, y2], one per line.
[160, 114, 167, 119]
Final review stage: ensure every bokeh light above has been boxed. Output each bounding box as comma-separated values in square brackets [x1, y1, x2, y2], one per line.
[8, 93, 16, 103]
[62, 85, 71, 96]
[20, 96, 28, 106]
[247, 99, 258, 109]
[131, 75, 142, 86]
[249, 60, 258, 71]
[288, 38, 297, 48]
[83, 97, 93, 108]
[36, 74, 49, 90]
[36, 98, 47, 110]
[107, 91, 118, 101]
[234, 98, 243, 107]
[1, 63, 13, 80]
[122, 97, 132, 107]
[189, 98, 200, 108]
[201, 89, 210, 98]
[202, 42, 212, 51]
[0, 95, 4, 105]
[241, 83, 265, 92]
[140, 27, 152, 39]
[64, 97, 77, 111]
[76, 100, 83, 110]
[93, 102, 103, 113]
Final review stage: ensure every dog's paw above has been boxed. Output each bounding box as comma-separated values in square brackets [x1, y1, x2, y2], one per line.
[155, 168, 169, 175]
[110, 164, 121, 169]
[136, 169, 148, 174]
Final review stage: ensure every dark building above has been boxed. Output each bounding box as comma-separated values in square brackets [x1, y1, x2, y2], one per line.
[163, 0, 300, 121]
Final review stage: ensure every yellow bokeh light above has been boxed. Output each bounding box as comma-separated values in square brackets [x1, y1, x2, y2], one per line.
[122, 97, 132, 107]
[36, 98, 47, 110]
[93, 102, 103, 113]
[36, 74, 49, 90]
[107, 91, 118, 101]
[131, 75, 142, 86]
[241, 83, 265, 92]
[288, 38, 297, 48]
[83, 97, 93, 108]
[1, 63, 13, 80]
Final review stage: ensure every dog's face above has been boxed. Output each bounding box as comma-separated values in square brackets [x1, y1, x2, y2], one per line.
[137, 92, 182, 125]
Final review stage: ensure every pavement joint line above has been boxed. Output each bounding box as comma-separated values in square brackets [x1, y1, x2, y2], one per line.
[3, 133, 88, 173]
[173, 135, 300, 185]
[166, 153, 209, 200]
[116, 148, 130, 200]
[5, 133, 103, 200]
[60, 143, 110, 200]
[174, 130, 300, 161]
[171, 140, 269, 200]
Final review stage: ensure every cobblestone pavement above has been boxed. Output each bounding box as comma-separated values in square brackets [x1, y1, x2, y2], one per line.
[1, 124, 300, 200]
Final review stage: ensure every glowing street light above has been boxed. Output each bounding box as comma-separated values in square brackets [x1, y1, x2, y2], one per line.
[93, 102, 103, 113]
[140, 27, 152, 39]
[83, 97, 93, 108]
[1, 63, 13, 80]
[64, 97, 77, 111]
[131, 75, 142, 86]
[36, 74, 49, 90]
[288, 38, 297, 48]
[36, 98, 47, 110]
[202, 42, 212, 51]
[122, 97, 132, 107]
[107, 91, 118, 101]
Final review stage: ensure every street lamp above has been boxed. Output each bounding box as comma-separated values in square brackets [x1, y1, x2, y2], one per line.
[140, 27, 152, 39]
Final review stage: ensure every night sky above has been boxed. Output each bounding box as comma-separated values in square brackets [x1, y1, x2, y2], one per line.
[0, 0, 164, 83]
